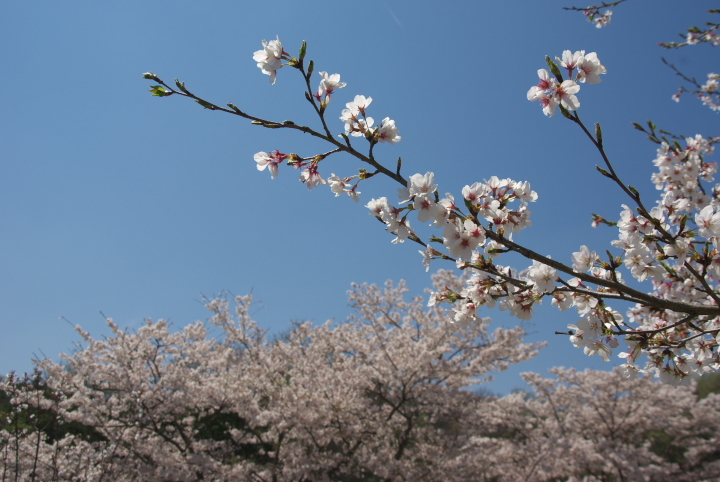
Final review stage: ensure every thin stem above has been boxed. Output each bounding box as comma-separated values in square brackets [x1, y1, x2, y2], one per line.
[155, 78, 408, 187]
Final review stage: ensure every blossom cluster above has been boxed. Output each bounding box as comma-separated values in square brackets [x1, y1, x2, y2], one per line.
[672, 73, 720, 111]
[143, 19, 720, 387]
[563, 1, 627, 29]
[585, 8, 613, 28]
[251, 39, 720, 384]
[661, 9, 719, 111]
[527, 50, 606, 116]
[251, 39, 400, 195]
[339, 94, 401, 144]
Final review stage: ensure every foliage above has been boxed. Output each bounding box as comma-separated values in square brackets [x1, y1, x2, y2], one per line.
[2, 272, 720, 480]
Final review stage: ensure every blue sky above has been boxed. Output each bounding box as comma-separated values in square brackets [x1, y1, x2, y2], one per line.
[1, 0, 717, 394]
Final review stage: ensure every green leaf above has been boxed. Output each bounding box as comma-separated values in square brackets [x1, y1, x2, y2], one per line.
[558, 104, 575, 120]
[545, 56, 563, 82]
[307, 59, 314, 78]
[195, 99, 216, 110]
[595, 123, 603, 146]
[299, 41, 307, 62]
[227, 103, 243, 114]
[149, 85, 171, 97]
[595, 166, 613, 178]
[174, 79, 189, 94]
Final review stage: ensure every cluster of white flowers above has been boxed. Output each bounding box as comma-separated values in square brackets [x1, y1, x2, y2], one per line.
[252, 42, 400, 197]
[340, 95, 401, 144]
[247, 36, 720, 385]
[578, 6, 614, 29]
[592, 10, 613, 28]
[662, 13, 719, 111]
[700, 73, 720, 111]
[527, 50, 606, 116]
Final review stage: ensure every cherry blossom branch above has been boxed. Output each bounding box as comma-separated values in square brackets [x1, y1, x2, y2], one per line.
[568, 112, 676, 242]
[562, 0, 627, 28]
[486, 230, 717, 315]
[659, 9, 720, 49]
[144, 74, 408, 188]
[564, 112, 720, 306]
[144, 37, 720, 383]
[662, 57, 720, 111]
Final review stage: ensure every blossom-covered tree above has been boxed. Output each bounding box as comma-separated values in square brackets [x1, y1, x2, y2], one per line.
[2, 271, 720, 481]
[481, 368, 720, 481]
[1, 271, 540, 481]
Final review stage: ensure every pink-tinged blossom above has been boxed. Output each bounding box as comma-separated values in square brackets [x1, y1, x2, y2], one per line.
[314, 71, 346, 105]
[571, 245, 597, 272]
[442, 219, 485, 260]
[377, 117, 401, 144]
[567, 323, 588, 348]
[462, 182, 488, 204]
[253, 36, 285, 84]
[414, 195, 443, 224]
[385, 215, 412, 244]
[418, 245, 438, 272]
[500, 291, 536, 320]
[300, 165, 326, 190]
[551, 292, 573, 311]
[366, 197, 389, 217]
[344, 95, 372, 116]
[254, 150, 287, 178]
[527, 69, 555, 101]
[510, 180, 538, 203]
[554, 80, 581, 110]
[593, 10, 612, 28]
[663, 238, 691, 263]
[538, 95, 559, 116]
[526, 260, 558, 294]
[327, 173, 360, 202]
[576, 52, 606, 84]
[696, 205, 720, 239]
[403, 172, 437, 201]
[583, 340, 613, 361]
[556, 50, 583, 71]
[343, 117, 374, 137]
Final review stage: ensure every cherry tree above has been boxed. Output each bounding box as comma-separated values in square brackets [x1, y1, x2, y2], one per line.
[3, 271, 720, 480]
[469, 368, 720, 481]
[140, 3, 720, 386]
[1, 271, 540, 481]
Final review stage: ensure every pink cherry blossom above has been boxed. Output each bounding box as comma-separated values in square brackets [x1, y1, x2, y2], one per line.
[254, 149, 287, 178]
[314, 71, 346, 105]
[253, 36, 285, 84]
[376, 117, 401, 144]
[554, 79, 581, 110]
[576, 52, 606, 84]
[299, 164, 326, 190]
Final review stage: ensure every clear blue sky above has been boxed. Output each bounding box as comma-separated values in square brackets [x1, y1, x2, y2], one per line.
[1, 0, 717, 394]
